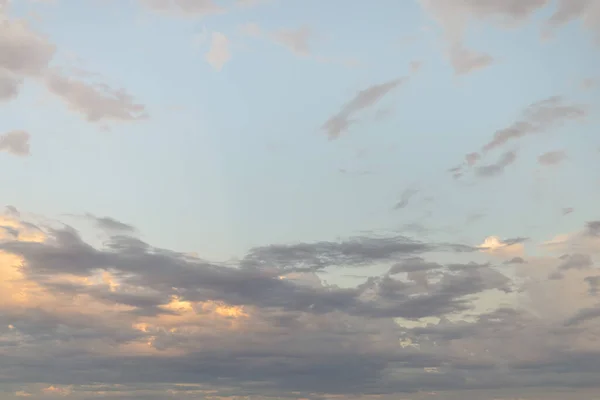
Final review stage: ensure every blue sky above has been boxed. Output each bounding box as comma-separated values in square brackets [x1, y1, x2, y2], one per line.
[1, 0, 600, 399]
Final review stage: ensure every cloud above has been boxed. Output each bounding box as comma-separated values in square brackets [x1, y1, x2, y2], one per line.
[270, 26, 313, 56]
[3, 210, 600, 397]
[538, 150, 567, 165]
[479, 236, 525, 259]
[393, 186, 419, 210]
[562, 207, 574, 216]
[482, 96, 586, 153]
[0, 68, 23, 101]
[137, 0, 223, 16]
[0, 130, 31, 156]
[0, 12, 56, 76]
[448, 44, 494, 75]
[85, 213, 136, 233]
[43, 70, 148, 122]
[322, 78, 407, 139]
[420, 0, 600, 74]
[475, 150, 517, 177]
[205, 32, 231, 71]
[0, 5, 147, 124]
[0, 7, 55, 100]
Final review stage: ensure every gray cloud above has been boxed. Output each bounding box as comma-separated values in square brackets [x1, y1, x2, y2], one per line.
[504, 256, 527, 264]
[562, 207, 574, 216]
[137, 0, 223, 16]
[420, 0, 600, 74]
[4, 205, 20, 217]
[557, 253, 593, 271]
[584, 276, 600, 295]
[0, 13, 56, 77]
[586, 221, 600, 237]
[0, 9, 54, 101]
[0, 226, 489, 322]
[0, 5, 148, 125]
[85, 213, 136, 233]
[0, 130, 30, 156]
[3, 215, 600, 397]
[475, 150, 517, 177]
[44, 70, 148, 122]
[483, 96, 586, 153]
[448, 44, 494, 75]
[322, 78, 407, 139]
[271, 26, 312, 56]
[564, 306, 600, 326]
[0, 68, 22, 101]
[538, 150, 567, 165]
[393, 186, 419, 210]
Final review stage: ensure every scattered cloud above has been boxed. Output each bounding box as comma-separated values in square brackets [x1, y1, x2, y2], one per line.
[44, 70, 148, 122]
[448, 44, 494, 75]
[420, 0, 600, 74]
[205, 32, 231, 71]
[538, 150, 567, 165]
[137, 0, 223, 16]
[0, 130, 31, 156]
[562, 207, 574, 216]
[482, 96, 586, 153]
[394, 186, 419, 210]
[85, 213, 137, 233]
[323, 78, 407, 139]
[475, 150, 517, 177]
[270, 26, 313, 56]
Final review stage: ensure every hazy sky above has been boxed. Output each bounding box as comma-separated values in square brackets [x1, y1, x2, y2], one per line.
[1, 0, 600, 399]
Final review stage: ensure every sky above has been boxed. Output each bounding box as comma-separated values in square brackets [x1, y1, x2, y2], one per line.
[1, 0, 600, 399]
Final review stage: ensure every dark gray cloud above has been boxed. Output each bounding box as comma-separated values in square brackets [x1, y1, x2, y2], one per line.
[322, 78, 407, 139]
[3, 216, 600, 397]
[0, 226, 490, 321]
[585, 220, 600, 237]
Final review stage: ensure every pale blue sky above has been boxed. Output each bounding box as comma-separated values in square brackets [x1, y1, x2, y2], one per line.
[3, 0, 598, 262]
[1, 1, 600, 398]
